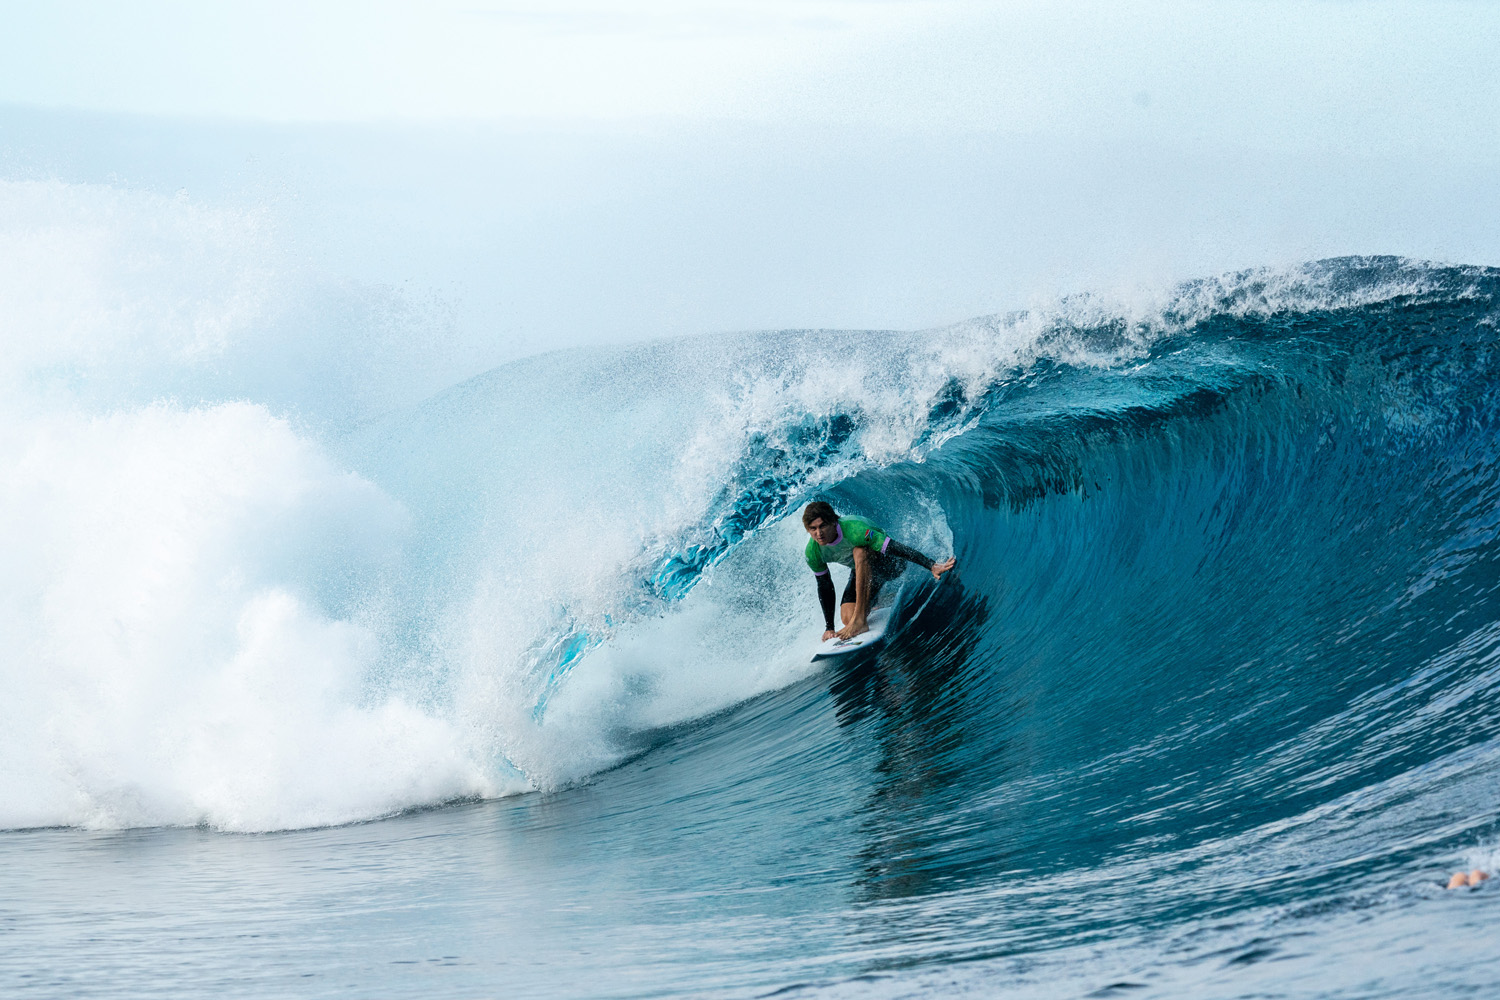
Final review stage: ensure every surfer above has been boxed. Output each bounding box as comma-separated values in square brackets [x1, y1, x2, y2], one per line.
[802, 500, 956, 641]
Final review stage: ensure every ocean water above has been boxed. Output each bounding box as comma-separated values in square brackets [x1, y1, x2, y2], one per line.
[4, 180, 1500, 997]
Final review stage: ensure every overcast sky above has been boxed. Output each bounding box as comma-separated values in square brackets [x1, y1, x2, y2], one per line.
[3, 1, 1495, 153]
[4, 1, 1499, 386]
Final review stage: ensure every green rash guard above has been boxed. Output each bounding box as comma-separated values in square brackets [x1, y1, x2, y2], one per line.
[804, 517, 890, 576]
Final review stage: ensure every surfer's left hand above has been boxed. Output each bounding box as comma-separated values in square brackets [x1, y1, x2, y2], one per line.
[932, 557, 956, 581]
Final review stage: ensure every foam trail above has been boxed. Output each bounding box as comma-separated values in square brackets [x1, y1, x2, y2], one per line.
[0, 403, 499, 830]
[0, 180, 501, 830]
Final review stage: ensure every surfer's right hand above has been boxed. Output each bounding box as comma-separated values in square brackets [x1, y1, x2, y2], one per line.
[932, 557, 956, 581]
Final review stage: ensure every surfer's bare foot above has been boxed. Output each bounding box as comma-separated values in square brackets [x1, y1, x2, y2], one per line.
[823, 629, 836, 641]
[1446, 870, 1489, 889]
[932, 556, 956, 581]
[836, 617, 869, 640]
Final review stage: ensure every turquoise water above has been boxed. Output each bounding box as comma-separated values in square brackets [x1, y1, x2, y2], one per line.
[5, 258, 1500, 996]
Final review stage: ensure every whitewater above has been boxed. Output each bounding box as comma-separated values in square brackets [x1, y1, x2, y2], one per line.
[4, 177, 1500, 997]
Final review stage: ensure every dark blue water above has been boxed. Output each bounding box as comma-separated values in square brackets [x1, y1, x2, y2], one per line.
[5, 258, 1500, 997]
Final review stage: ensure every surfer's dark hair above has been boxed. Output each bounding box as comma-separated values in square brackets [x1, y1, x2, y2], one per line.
[802, 501, 837, 528]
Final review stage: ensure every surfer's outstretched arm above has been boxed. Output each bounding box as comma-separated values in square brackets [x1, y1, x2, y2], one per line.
[887, 539, 957, 581]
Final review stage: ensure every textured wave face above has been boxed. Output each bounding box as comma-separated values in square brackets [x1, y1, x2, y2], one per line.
[5, 213, 1500, 992]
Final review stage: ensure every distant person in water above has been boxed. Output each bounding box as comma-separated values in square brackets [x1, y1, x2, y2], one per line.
[1447, 869, 1490, 889]
[801, 500, 957, 641]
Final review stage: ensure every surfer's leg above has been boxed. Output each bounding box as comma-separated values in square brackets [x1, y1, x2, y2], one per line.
[840, 572, 890, 619]
[839, 559, 900, 628]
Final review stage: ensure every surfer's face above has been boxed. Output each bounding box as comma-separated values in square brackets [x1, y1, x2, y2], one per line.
[806, 518, 838, 545]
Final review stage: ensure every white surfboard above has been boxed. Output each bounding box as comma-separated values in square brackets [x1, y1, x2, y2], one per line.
[811, 605, 893, 661]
